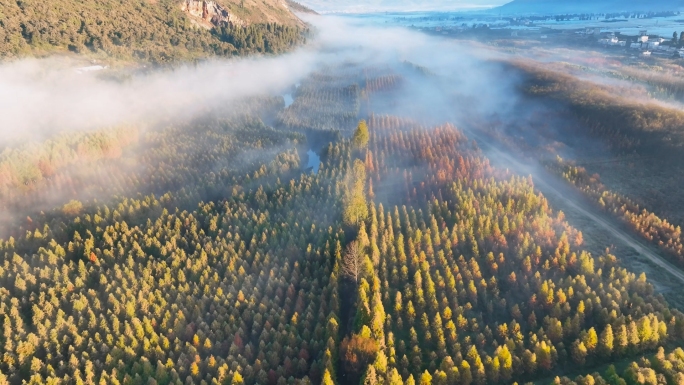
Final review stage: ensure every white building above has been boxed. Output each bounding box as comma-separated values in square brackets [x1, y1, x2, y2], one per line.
[600, 36, 626, 47]
[642, 50, 652, 56]
[648, 41, 660, 49]
[639, 35, 649, 43]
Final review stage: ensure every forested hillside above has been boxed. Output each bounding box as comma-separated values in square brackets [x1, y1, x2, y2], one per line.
[1, 63, 684, 385]
[0, 0, 307, 63]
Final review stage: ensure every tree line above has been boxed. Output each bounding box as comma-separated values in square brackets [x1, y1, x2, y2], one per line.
[546, 156, 684, 268]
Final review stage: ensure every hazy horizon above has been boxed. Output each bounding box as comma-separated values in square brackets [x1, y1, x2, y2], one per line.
[296, 0, 683, 14]
[296, 0, 508, 13]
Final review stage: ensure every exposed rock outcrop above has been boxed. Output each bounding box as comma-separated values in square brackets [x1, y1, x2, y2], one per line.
[181, 0, 244, 27]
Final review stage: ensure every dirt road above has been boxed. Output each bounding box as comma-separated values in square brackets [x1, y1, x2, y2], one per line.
[472, 131, 684, 287]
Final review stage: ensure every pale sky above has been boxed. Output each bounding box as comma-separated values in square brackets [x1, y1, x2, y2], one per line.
[297, 0, 510, 13]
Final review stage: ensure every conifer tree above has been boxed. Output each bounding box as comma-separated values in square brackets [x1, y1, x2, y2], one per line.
[353, 120, 370, 149]
[572, 340, 588, 366]
[362, 366, 378, 385]
[419, 370, 432, 385]
[343, 160, 369, 226]
[322, 369, 335, 385]
[584, 327, 598, 353]
[599, 325, 614, 358]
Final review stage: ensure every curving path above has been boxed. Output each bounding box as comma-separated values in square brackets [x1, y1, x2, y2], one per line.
[470, 128, 684, 286]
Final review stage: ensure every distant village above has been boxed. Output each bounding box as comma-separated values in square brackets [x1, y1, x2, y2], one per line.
[400, 10, 684, 61]
[596, 29, 684, 58]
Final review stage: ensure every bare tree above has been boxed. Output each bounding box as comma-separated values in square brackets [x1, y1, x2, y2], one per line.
[342, 241, 363, 284]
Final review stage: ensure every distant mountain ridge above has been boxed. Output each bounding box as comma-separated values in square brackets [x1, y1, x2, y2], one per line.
[497, 0, 684, 14]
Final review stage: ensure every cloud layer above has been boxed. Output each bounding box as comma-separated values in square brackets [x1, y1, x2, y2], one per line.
[297, 0, 505, 13]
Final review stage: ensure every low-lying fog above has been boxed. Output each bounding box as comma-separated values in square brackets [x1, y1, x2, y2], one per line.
[0, 14, 519, 147]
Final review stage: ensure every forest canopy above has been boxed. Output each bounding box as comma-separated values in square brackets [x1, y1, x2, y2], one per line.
[1, 63, 684, 385]
[0, 0, 307, 63]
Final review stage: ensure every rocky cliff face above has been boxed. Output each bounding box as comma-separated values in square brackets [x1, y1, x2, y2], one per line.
[181, 0, 244, 27]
